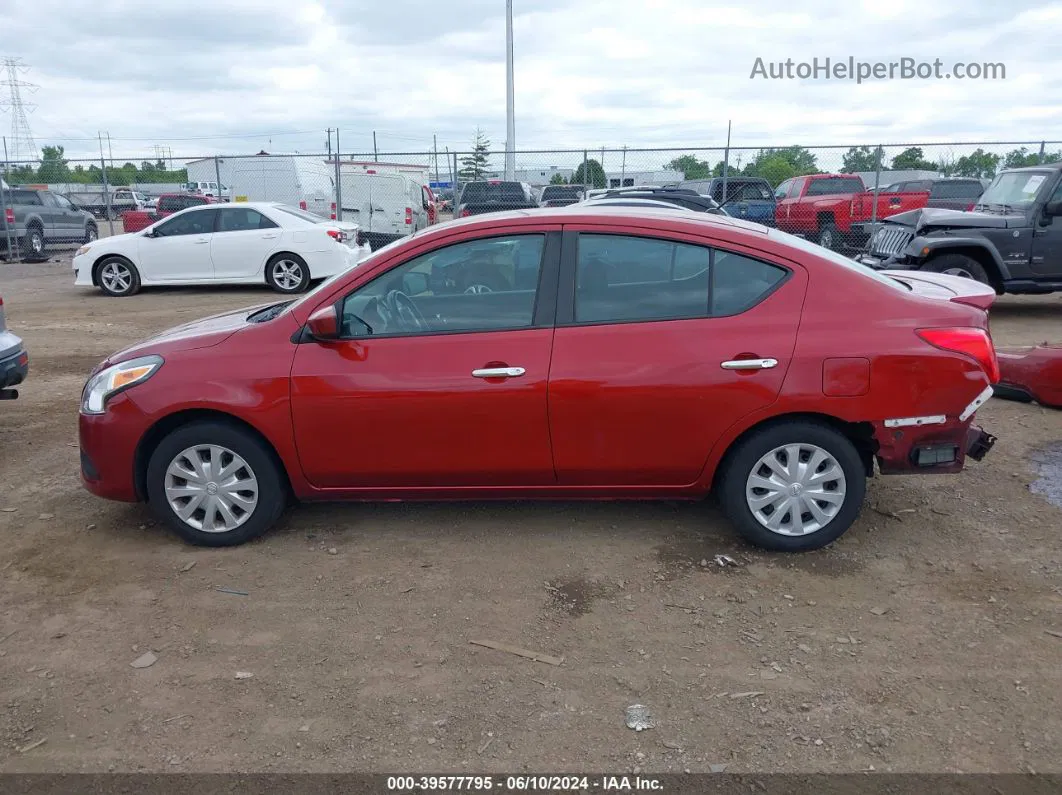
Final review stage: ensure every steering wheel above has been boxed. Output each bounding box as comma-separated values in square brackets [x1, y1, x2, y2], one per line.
[384, 289, 428, 332]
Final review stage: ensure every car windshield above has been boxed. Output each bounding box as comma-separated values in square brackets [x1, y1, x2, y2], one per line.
[274, 205, 329, 223]
[976, 171, 1050, 207]
[769, 228, 910, 292]
[460, 182, 526, 203]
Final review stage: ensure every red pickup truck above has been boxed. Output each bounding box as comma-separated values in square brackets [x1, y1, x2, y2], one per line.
[121, 193, 216, 233]
[775, 174, 929, 251]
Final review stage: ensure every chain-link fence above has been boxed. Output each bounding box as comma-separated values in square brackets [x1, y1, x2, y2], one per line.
[3, 141, 1060, 261]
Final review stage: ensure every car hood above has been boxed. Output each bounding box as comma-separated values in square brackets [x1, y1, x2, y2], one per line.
[883, 207, 1026, 231]
[98, 304, 272, 369]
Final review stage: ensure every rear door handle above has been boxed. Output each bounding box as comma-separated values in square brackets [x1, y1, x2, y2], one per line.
[721, 358, 778, 370]
[472, 367, 525, 378]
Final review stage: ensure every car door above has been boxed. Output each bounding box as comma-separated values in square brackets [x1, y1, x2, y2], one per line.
[136, 207, 219, 283]
[211, 207, 283, 280]
[37, 192, 64, 240]
[1031, 177, 1062, 276]
[289, 229, 561, 489]
[52, 193, 84, 240]
[547, 228, 806, 486]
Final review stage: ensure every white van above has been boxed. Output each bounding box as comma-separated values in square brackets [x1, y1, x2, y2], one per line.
[339, 171, 429, 250]
[227, 157, 336, 219]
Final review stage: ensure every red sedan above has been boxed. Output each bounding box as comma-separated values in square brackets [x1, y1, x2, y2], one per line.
[78, 207, 999, 551]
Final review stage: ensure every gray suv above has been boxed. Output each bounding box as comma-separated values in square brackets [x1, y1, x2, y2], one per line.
[1, 187, 98, 260]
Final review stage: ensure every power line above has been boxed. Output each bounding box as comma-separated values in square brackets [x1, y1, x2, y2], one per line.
[0, 56, 40, 162]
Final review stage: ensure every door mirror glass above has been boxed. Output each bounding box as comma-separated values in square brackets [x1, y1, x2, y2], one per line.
[402, 271, 429, 295]
[1045, 200, 1062, 217]
[307, 305, 340, 340]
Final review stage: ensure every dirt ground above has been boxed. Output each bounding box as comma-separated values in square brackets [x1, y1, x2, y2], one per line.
[1, 255, 1061, 774]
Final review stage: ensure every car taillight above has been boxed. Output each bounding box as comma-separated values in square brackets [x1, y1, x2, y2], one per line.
[299, 200, 308, 210]
[404, 207, 412, 225]
[325, 228, 347, 242]
[916, 327, 1000, 384]
[460, 207, 471, 218]
[330, 202, 337, 220]
[966, 203, 976, 211]
[4, 208, 13, 224]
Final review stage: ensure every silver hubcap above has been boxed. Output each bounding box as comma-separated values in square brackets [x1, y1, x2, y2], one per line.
[87, 229, 97, 242]
[31, 233, 43, 253]
[164, 444, 259, 533]
[464, 284, 492, 294]
[100, 261, 133, 293]
[819, 230, 832, 248]
[272, 259, 303, 290]
[745, 443, 847, 536]
[942, 267, 974, 279]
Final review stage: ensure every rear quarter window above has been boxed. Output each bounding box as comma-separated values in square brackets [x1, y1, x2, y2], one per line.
[805, 177, 864, 196]
[930, 181, 985, 199]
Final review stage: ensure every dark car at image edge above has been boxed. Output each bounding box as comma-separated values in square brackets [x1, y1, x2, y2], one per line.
[0, 294, 29, 400]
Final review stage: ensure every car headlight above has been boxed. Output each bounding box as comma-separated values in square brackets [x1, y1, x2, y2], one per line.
[81, 355, 163, 414]
[75, 245, 92, 257]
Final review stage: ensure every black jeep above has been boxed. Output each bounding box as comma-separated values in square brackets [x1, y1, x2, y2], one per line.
[856, 163, 1062, 295]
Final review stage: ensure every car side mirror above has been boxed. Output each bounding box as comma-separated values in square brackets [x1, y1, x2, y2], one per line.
[306, 305, 339, 340]
[1045, 200, 1062, 218]
[402, 272, 429, 294]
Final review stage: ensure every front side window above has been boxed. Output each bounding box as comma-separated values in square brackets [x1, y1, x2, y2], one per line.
[217, 208, 278, 232]
[153, 208, 218, 237]
[574, 234, 788, 325]
[54, 194, 74, 210]
[340, 235, 545, 338]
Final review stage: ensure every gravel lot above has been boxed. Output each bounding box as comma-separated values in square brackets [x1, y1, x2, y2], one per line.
[1, 256, 1061, 774]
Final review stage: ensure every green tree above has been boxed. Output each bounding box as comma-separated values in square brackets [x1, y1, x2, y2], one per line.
[458, 128, 491, 181]
[549, 172, 568, 185]
[37, 145, 71, 183]
[743, 147, 817, 184]
[572, 158, 606, 188]
[890, 146, 937, 171]
[949, 148, 1001, 178]
[665, 154, 711, 180]
[841, 145, 881, 173]
[1002, 146, 1062, 169]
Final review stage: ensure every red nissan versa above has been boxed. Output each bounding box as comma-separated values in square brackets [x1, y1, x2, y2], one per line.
[78, 207, 999, 552]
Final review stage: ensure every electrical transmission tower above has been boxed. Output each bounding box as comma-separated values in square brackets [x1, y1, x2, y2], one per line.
[0, 57, 41, 163]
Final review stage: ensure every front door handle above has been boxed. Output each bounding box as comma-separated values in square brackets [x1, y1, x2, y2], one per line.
[721, 358, 778, 370]
[472, 367, 525, 378]
[261, 233, 279, 239]
[193, 239, 210, 244]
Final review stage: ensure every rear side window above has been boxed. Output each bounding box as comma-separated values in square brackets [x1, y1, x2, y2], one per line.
[10, 190, 42, 206]
[218, 208, 278, 232]
[459, 182, 527, 203]
[158, 197, 179, 212]
[805, 177, 864, 196]
[930, 181, 985, 199]
[573, 234, 787, 324]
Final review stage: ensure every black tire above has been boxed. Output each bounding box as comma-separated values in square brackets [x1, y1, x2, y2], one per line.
[817, 221, 838, 251]
[717, 421, 866, 552]
[84, 224, 99, 244]
[146, 420, 286, 547]
[95, 256, 142, 297]
[21, 225, 46, 261]
[265, 253, 311, 294]
[922, 253, 991, 285]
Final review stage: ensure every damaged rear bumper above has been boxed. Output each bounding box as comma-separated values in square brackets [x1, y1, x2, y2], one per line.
[872, 387, 996, 474]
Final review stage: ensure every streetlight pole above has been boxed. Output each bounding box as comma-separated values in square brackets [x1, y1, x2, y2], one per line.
[504, 0, 516, 181]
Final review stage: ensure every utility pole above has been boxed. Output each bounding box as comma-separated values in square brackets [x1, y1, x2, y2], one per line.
[334, 128, 343, 221]
[433, 133, 439, 187]
[0, 57, 40, 163]
[98, 132, 114, 236]
[373, 131, 378, 163]
[620, 145, 627, 186]
[721, 120, 731, 205]
[1, 136, 13, 259]
[504, 0, 516, 180]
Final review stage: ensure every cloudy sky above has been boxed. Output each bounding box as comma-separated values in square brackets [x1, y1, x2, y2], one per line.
[0, 0, 1059, 165]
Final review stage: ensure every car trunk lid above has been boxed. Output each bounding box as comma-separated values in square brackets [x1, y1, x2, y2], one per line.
[881, 269, 997, 311]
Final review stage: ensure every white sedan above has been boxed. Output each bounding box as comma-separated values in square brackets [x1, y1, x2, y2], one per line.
[73, 202, 373, 297]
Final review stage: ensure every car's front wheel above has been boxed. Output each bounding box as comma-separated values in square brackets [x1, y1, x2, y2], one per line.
[265, 253, 311, 293]
[922, 253, 991, 285]
[146, 420, 287, 547]
[718, 421, 866, 552]
[96, 256, 141, 297]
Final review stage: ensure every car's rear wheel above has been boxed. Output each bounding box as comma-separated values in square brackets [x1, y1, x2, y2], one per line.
[718, 421, 866, 552]
[817, 221, 837, 251]
[922, 253, 990, 285]
[84, 224, 98, 244]
[265, 253, 311, 293]
[146, 420, 286, 547]
[96, 256, 141, 297]
[22, 226, 46, 260]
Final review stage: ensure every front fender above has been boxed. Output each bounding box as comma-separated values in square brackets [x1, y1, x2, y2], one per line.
[907, 236, 1011, 280]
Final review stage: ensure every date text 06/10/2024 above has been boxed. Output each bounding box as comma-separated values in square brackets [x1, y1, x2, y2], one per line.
[385, 776, 664, 791]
